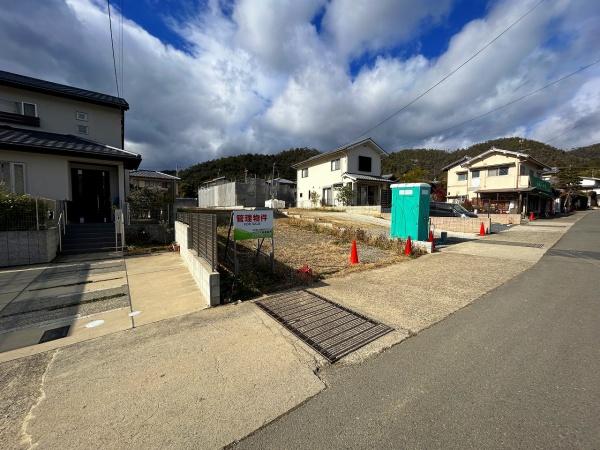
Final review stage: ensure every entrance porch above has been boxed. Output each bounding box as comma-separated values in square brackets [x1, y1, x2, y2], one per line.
[67, 162, 123, 224]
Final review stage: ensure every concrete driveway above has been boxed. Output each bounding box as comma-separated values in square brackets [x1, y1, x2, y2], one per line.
[0, 251, 208, 362]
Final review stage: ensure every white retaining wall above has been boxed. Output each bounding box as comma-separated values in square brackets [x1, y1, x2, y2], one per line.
[175, 221, 220, 307]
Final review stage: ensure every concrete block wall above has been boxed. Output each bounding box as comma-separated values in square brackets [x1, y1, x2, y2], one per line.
[345, 205, 382, 213]
[0, 228, 58, 267]
[175, 221, 220, 307]
[485, 213, 522, 225]
[430, 217, 491, 234]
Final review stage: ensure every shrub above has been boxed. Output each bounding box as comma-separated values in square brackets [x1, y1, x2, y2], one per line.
[0, 190, 54, 231]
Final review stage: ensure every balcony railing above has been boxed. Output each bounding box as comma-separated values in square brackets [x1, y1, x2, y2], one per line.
[0, 111, 40, 127]
[529, 175, 552, 193]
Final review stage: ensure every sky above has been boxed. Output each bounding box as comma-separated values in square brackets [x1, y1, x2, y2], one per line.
[0, 0, 599, 169]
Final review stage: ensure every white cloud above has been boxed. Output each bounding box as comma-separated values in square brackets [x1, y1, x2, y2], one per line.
[0, 0, 598, 170]
[321, 0, 453, 57]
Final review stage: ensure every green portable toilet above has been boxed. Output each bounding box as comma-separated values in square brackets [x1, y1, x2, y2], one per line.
[390, 183, 431, 241]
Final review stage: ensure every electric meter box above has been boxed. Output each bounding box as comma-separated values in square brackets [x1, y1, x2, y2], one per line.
[390, 183, 431, 241]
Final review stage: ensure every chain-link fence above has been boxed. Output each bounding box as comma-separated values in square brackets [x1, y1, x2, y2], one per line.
[0, 194, 62, 231]
[176, 210, 218, 270]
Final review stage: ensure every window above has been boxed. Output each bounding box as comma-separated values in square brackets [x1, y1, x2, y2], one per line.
[77, 124, 89, 135]
[301, 168, 308, 178]
[471, 170, 480, 178]
[457, 172, 467, 181]
[331, 158, 340, 171]
[358, 156, 372, 172]
[76, 111, 88, 121]
[21, 102, 37, 117]
[0, 161, 26, 194]
[299, 192, 303, 198]
[488, 166, 509, 176]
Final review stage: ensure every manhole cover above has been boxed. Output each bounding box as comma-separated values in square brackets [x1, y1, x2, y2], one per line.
[256, 290, 393, 363]
[471, 240, 544, 248]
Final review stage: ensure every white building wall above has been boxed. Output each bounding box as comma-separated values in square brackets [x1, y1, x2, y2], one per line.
[0, 149, 125, 205]
[295, 142, 385, 208]
[296, 155, 347, 207]
[345, 145, 382, 175]
[0, 85, 123, 148]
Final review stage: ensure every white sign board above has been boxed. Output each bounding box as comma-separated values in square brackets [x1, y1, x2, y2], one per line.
[233, 210, 274, 240]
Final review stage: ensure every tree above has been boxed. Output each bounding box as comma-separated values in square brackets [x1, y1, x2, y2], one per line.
[309, 190, 320, 208]
[335, 184, 353, 206]
[556, 166, 582, 211]
[401, 167, 427, 183]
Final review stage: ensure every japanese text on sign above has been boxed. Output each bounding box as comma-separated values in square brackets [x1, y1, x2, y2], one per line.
[232, 210, 273, 240]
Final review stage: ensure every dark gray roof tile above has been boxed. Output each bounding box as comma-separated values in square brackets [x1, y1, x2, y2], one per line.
[0, 125, 141, 169]
[0, 70, 129, 110]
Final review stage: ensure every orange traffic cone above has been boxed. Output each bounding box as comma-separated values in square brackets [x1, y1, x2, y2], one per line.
[479, 222, 486, 236]
[529, 212, 535, 221]
[349, 240, 359, 264]
[404, 236, 412, 256]
[428, 230, 435, 252]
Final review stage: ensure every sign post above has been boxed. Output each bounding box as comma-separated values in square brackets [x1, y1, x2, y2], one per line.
[225, 210, 275, 276]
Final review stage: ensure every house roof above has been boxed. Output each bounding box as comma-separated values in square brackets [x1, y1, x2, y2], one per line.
[343, 172, 393, 183]
[463, 147, 551, 170]
[0, 70, 129, 110]
[475, 187, 535, 193]
[441, 156, 471, 172]
[291, 137, 388, 169]
[0, 125, 141, 169]
[129, 169, 180, 180]
[268, 177, 296, 185]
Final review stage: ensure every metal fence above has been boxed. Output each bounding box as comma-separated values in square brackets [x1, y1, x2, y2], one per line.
[176, 210, 218, 270]
[129, 204, 172, 225]
[0, 195, 63, 232]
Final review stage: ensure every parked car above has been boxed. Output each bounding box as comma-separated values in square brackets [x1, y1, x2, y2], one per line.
[430, 202, 478, 218]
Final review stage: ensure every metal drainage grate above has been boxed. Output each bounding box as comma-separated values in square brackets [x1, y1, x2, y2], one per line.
[256, 290, 393, 363]
[471, 240, 544, 249]
[38, 325, 71, 343]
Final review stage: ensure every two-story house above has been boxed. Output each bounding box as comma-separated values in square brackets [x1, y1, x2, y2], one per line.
[443, 147, 554, 215]
[0, 70, 141, 224]
[293, 138, 392, 208]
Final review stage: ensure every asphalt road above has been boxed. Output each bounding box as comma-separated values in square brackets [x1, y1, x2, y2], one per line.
[236, 211, 600, 449]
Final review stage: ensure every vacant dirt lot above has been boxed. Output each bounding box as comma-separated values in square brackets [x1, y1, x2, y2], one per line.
[217, 218, 406, 300]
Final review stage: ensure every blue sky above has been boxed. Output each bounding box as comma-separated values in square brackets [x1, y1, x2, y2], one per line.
[0, 0, 599, 169]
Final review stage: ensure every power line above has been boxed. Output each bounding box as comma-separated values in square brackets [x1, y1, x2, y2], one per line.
[351, 0, 546, 143]
[394, 57, 600, 149]
[106, 0, 120, 98]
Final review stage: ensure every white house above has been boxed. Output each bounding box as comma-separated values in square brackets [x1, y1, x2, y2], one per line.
[292, 138, 392, 209]
[0, 70, 141, 224]
[580, 176, 600, 207]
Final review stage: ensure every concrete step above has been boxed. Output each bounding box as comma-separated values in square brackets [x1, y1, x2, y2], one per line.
[61, 246, 124, 255]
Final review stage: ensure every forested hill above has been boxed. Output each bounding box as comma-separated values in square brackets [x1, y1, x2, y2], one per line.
[383, 137, 600, 182]
[171, 138, 600, 196]
[175, 148, 319, 196]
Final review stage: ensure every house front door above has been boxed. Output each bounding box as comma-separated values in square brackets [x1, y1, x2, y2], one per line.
[322, 187, 333, 206]
[69, 168, 112, 223]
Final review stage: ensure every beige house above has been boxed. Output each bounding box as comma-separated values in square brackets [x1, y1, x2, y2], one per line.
[0, 70, 141, 223]
[443, 147, 554, 215]
[293, 138, 392, 208]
